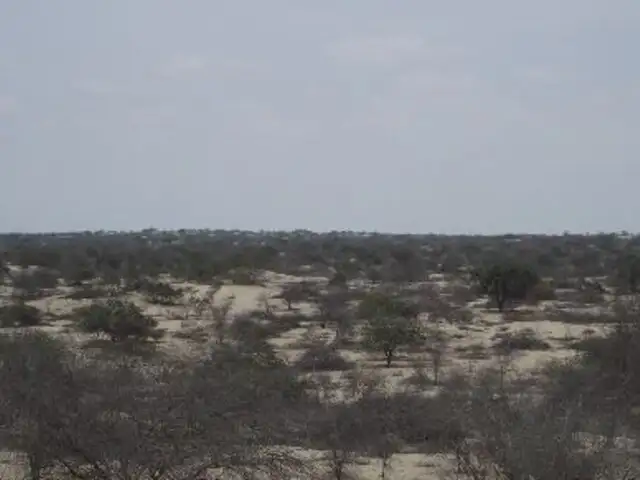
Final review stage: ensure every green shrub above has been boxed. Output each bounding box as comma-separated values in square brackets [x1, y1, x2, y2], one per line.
[0, 302, 43, 328]
[75, 299, 164, 342]
[138, 279, 183, 305]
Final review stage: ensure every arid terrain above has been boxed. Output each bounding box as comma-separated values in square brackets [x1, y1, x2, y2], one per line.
[1, 230, 640, 479]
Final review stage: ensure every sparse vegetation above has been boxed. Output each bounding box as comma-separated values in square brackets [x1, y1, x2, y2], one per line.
[1, 229, 640, 478]
[493, 328, 551, 353]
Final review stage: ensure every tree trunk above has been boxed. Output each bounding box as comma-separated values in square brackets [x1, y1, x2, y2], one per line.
[27, 450, 44, 480]
[495, 294, 505, 312]
[385, 349, 393, 368]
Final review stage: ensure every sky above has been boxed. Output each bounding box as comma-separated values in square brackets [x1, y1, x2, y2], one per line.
[1, 1, 639, 234]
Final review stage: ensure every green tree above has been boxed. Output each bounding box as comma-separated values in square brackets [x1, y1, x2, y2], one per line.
[615, 251, 640, 293]
[476, 263, 539, 312]
[363, 315, 422, 368]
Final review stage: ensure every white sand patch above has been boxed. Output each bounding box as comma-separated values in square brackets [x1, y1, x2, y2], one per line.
[510, 349, 578, 371]
[214, 285, 278, 313]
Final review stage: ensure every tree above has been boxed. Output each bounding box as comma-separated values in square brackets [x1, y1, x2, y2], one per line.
[317, 287, 353, 344]
[363, 315, 422, 368]
[192, 285, 234, 344]
[476, 263, 539, 312]
[615, 250, 640, 293]
[424, 327, 449, 385]
[277, 282, 314, 311]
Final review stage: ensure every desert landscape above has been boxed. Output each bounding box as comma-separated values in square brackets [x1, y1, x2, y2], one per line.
[0, 229, 639, 479]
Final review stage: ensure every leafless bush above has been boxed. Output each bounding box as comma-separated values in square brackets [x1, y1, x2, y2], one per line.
[492, 328, 551, 353]
[545, 307, 612, 324]
[10, 268, 59, 300]
[444, 283, 478, 306]
[0, 331, 315, 480]
[191, 286, 234, 344]
[403, 358, 434, 389]
[445, 369, 614, 480]
[455, 343, 491, 360]
[424, 327, 449, 385]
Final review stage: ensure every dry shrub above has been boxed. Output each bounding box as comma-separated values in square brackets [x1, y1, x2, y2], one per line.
[545, 307, 611, 325]
[445, 369, 618, 480]
[450, 307, 476, 324]
[263, 313, 305, 337]
[445, 283, 477, 306]
[501, 309, 537, 323]
[492, 328, 551, 353]
[455, 343, 491, 360]
[295, 344, 354, 372]
[0, 331, 315, 480]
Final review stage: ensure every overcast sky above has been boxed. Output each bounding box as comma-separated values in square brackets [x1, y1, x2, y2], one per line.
[1, 2, 638, 234]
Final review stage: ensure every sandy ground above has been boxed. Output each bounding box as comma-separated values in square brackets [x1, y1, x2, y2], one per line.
[0, 273, 613, 479]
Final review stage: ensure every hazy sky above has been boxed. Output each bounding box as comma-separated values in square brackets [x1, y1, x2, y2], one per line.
[1, 2, 639, 234]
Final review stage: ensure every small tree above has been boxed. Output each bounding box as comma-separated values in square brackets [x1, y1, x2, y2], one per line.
[312, 402, 364, 480]
[0, 258, 12, 285]
[363, 315, 422, 368]
[0, 331, 75, 480]
[76, 299, 164, 343]
[192, 286, 234, 345]
[476, 263, 539, 312]
[615, 250, 640, 294]
[424, 327, 449, 385]
[317, 288, 353, 344]
[277, 282, 314, 311]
